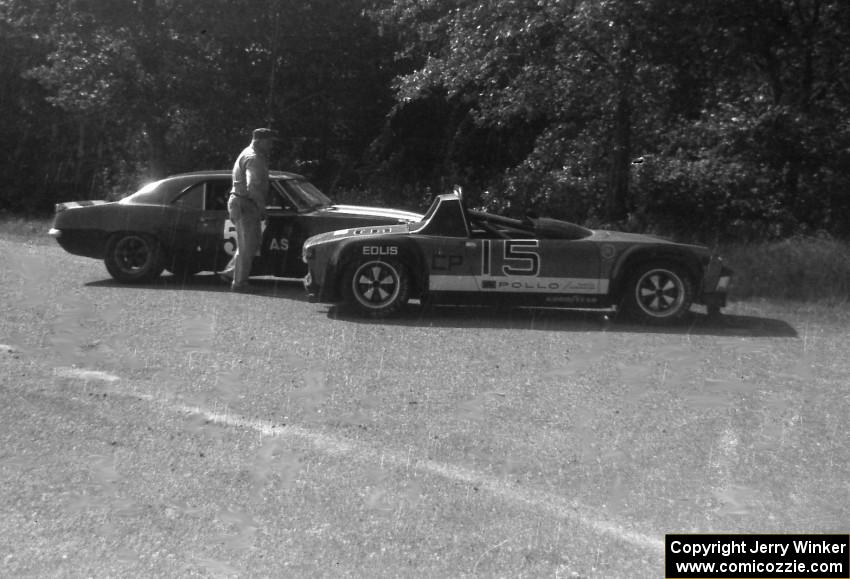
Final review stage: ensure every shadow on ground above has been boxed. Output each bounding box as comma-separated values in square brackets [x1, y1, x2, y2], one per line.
[325, 303, 797, 338]
[85, 274, 309, 301]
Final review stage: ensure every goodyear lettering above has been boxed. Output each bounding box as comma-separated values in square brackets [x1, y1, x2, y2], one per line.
[363, 246, 398, 256]
[545, 295, 599, 305]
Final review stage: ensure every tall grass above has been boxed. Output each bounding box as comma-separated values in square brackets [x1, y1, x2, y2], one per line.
[0, 216, 53, 243]
[723, 235, 850, 302]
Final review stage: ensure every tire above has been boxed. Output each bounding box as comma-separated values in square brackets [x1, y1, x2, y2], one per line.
[104, 233, 165, 283]
[621, 262, 693, 325]
[342, 259, 410, 317]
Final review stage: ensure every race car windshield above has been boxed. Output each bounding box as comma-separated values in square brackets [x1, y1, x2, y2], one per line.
[280, 180, 333, 211]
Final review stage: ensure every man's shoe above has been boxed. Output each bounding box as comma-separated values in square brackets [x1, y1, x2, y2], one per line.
[231, 282, 253, 293]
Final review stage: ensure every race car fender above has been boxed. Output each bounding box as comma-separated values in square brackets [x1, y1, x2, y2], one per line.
[329, 237, 428, 297]
[609, 245, 705, 296]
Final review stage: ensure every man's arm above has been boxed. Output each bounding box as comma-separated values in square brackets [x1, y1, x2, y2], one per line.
[245, 156, 270, 219]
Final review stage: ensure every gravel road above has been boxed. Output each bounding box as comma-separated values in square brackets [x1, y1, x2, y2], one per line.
[1, 237, 848, 578]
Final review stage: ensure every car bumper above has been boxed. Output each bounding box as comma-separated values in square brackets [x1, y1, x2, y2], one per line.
[48, 228, 108, 259]
[700, 257, 733, 307]
[303, 271, 321, 302]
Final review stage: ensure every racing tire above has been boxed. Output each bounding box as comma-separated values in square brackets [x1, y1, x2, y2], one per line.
[621, 262, 694, 325]
[104, 233, 165, 283]
[343, 258, 410, 318]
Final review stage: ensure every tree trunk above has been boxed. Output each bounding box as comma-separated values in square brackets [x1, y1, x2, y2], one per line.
[607, 35, 633, 223]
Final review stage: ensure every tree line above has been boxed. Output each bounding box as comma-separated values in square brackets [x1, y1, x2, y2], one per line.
[2, 0, 849, 241]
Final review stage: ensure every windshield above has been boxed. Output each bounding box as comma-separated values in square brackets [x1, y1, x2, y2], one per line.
[279, 179, 333, 211]
[409, 197, 441, 232]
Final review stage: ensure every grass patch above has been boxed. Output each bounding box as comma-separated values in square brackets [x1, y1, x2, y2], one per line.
[0, 215, 53, 243]
[723, 236, 850, 302]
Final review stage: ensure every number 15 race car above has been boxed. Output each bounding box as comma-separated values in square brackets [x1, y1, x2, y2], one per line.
[302, 193, 733, 324]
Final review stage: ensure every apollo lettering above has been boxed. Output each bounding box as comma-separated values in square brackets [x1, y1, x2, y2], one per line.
[363, 246, 398, 256]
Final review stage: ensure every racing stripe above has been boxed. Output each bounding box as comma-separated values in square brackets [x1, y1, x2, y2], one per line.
[429, 275, 609, 294]
[429, 275, 480, 292]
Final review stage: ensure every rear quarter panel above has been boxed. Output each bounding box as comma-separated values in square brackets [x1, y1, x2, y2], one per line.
[53, 202, 195, 260]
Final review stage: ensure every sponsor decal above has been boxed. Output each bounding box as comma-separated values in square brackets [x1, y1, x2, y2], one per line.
[430, 275, 609, 294]
[479, 277, 606, 293]
[431, 254, 464, 271]
[269, 238, 289, 251]
[223, 219, 269, 256]
[482, 239, 542, 277]
[363, 246, 398, 256]
[601, 244, 616, 260]
[545, 295, 600, 305]
[60, 200, 109, 209]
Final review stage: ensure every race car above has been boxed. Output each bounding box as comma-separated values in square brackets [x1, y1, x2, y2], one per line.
[302, 193, 733, 324]
[48, 170, 422, 283]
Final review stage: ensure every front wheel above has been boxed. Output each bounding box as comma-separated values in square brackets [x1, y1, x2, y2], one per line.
[104, 233, 165, 283]
[342, 259, 410, 317]
[621, 262, 693, 325]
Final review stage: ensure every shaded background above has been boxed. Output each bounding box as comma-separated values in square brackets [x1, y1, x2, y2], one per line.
[2, 0, 849, 241]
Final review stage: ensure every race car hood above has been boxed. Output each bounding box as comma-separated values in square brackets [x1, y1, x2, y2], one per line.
[323, 204, 423, 223]
[588, 229, 709, 252]
[303, 223, 413, 249]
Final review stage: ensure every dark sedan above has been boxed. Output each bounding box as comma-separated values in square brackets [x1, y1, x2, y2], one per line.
[49, 170, 422, 283]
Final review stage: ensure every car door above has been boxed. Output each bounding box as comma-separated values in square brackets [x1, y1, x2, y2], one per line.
[193, 178, 235, 271]
[167, 178, 230, 271]
[254, 179, 299, 277]
[474, 238, 603, 298]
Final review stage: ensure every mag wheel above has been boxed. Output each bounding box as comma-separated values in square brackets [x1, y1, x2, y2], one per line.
[344, 259, 410, 317]
[622, 262, 693, 324]
[104, 233, 165, 283]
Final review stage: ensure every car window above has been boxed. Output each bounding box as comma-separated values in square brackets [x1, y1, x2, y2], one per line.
[206, 180, 231, 211]
[280, 179, 332, 211]
[415, 197, 470, 237]
[173, 183, 204, 210]
[268, 181, 297, 211]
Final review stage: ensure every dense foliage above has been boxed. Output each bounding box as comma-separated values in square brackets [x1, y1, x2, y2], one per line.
[2, 0, 849, 241]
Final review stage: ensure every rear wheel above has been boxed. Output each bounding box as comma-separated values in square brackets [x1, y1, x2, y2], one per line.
[104, 233, 165, 283]
[621, 262, 693, 324]
[343, 259, 410, 317]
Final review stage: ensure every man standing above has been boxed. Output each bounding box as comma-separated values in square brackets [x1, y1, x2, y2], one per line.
[220, 128, 278, 291]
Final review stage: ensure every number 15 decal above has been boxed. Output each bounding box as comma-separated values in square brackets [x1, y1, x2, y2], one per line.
[482, 240, 541, 276]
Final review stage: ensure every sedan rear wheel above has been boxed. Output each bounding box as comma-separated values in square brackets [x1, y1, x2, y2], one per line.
[104, 233, 165, 283]
[622, 262, 693, 324]
[343, 259, 409, 317]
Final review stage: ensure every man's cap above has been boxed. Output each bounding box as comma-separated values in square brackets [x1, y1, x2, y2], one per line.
[252, 127, 279, 141]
